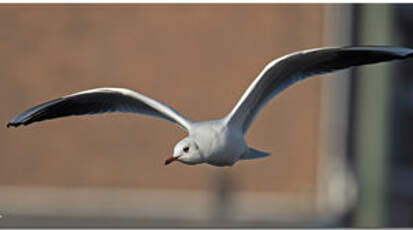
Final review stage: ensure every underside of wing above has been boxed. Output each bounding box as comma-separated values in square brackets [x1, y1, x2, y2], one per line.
[7, 88, 192, 130]
[225, 46, 413, 134]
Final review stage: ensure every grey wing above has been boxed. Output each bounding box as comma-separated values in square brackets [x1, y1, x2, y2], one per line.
[225, 46, 413, 134]
[7, 87, 193, 131]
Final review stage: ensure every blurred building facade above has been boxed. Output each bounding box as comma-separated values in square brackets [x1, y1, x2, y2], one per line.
[0, 4, 412, 227]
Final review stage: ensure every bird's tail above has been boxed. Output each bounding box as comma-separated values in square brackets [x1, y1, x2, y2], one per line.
[240, 147, 270, 160]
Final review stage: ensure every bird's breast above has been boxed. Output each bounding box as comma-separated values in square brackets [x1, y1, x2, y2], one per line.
[200, 126, 246, 167]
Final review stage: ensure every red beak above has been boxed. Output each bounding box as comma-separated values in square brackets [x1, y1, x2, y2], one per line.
[164, 156, 179, 165]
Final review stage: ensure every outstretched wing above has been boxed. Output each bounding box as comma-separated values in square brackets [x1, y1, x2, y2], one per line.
[7, 87, 193, 130]
[225, 46, 413, 134]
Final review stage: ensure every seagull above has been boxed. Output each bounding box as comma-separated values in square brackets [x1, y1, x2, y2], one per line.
[7, 46, 413, 167]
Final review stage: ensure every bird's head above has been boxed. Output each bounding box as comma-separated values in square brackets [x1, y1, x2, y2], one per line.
[165, 137, 203, 165]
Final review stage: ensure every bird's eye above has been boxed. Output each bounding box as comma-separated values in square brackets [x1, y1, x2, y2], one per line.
[183, 146, 189, 153]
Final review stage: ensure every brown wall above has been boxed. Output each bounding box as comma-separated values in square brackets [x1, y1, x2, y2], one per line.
[1, 5, 324, 195]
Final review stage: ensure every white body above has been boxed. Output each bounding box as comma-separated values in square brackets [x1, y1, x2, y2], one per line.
[184, 120, 247, 166]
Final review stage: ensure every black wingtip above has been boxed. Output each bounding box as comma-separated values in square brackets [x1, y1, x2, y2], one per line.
[7, 122, 19, 128]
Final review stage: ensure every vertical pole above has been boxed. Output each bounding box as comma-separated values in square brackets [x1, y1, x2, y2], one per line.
[317, 4, 358, 221]
[354, 4, 394, 227]
[212, 171, 233, 226]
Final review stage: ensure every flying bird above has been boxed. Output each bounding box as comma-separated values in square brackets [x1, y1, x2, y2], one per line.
[7, 46, 413, 167]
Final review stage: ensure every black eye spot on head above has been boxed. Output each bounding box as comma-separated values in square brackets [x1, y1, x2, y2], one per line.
[183, 146, 189, 153]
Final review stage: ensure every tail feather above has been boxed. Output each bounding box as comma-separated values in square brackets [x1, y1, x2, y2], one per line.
[240, 147, 270, 160]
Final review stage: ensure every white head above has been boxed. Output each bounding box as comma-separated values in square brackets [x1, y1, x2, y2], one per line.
[165, 137, 203, 165]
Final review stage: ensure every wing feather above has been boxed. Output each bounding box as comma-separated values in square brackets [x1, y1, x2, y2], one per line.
[7, 88, 192, 130]
[225, 46, 413, 134]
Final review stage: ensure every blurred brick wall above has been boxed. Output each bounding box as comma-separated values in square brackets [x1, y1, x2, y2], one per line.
[0, 5, 324, 195]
